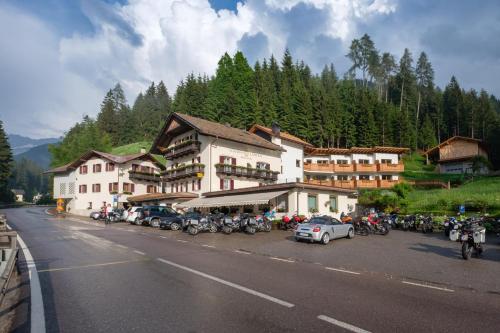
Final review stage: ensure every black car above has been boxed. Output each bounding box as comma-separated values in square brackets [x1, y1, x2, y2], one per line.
[139, 205, 182, 229]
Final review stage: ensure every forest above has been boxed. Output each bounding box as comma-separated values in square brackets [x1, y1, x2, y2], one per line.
[49, 34, 500, 169]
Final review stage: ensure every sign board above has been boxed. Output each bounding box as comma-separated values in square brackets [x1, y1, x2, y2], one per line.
[196, 172, 204, 178]
[56, 198, 64, 213]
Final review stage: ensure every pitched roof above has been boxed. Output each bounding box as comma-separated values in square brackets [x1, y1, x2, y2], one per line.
[151, 113, 284, 154]
[248, 124, 314, 148]
[305, 146, 410, 156]
[45, 151, 165, 174]
[127, 192, 198, 203]
[424, 136, 486, 155]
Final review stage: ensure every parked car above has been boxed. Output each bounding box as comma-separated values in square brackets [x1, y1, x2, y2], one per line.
[139, 205, 179, 228]
[126, 206, 143, 224]
[159, 212, 184, 230]
[294, 215, 354, 245]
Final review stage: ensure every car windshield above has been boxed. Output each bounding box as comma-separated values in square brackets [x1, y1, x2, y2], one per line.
[309, 217, 328, 225]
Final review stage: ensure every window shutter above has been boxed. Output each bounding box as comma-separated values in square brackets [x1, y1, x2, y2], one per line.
[131, 184, 135, 193]
[192, 180, 195, 191]
[219, 156, 224, 164]
[232, 158, 236, 165]
[230, 179, 234, 190]
[220, 179, 224, 190]
[266, 163, 270, 170]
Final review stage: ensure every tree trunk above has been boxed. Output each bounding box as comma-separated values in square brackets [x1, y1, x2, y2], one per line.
[399, 80, 405, 112]
[416, 91, 421, 150]
[385, 82, 389, 103]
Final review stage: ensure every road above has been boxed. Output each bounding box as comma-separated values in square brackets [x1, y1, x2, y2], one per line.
[3, 207, 500, 332]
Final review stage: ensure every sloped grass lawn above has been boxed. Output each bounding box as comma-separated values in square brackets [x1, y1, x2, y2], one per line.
[402, 153, 465, 184]
[111, 141, 166, 167]
[406, 177, 500, 215]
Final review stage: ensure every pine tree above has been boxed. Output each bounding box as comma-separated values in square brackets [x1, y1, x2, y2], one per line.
[0, 120, 14, 202]
[97, 90, 119, 145]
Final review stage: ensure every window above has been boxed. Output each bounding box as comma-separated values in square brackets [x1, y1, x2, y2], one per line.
[317, 160, 328, 165]
[381, 175, 393, 180]
[192, 179, 201, 191]
[296, 159, 301, 167]
[88, 202, 92, 209]
[79, 185, 87, 193]
[359, 175, 370, 180]
[92, 184, 101, 193]
[147, 185, 157, 193]
[307, 195, 318, 213]
[337, 175, 349, 181]
[60, 183, 66, 195]
[381, 159, 392, 164]
[337, 159, 348, 165]
[171, 184, 174, 193]
[68, 182, 75, 194]
[223, 179, 231, 190]
[123, 183, 135, 193]
[109, 182, 118, 193]
[358, 159, 370, 164]
[79, 165, 88, 174]
[220, 156, 234, 172]
[305, 159, 312, 164]
[256, 162, 270, 170]
[93, 164, 102, 173]
[329, 196, 337, 213]
[106, 163, 115, 171]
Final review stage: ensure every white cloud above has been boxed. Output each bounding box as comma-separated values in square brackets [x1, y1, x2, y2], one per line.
[1, 0, 396, 138]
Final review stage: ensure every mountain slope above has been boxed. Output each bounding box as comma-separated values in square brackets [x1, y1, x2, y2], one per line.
[14, 143, 55, 169]
[8, 134, 59, 155]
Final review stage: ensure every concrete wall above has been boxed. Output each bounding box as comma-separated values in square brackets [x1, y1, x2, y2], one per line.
[296, 189, 357, 219]
[278, 140, 304, 183]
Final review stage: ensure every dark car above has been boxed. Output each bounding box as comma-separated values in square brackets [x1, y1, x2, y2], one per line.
[138, 205, 181, 229]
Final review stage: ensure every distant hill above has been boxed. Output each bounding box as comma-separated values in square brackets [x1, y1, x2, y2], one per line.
[14, 143, 56, 169]
[8, 134, 59, 155]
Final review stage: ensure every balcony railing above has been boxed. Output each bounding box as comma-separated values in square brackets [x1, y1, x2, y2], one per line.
[354, 163, 377, 172]
[128, 171, 161, 182]
[378, 179, 401, 188]
[162, 164, 205, 181]
[304, 163, 354, 173]
[355, 179, 378, 188]
[304, 179, 334, 186]
[164, 141, 201, 160]
[377, 163, 404, 172]
[333, 180, 356, 189]
[215, 164, 279, 181]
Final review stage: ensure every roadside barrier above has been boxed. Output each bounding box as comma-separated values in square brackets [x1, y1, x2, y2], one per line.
[0, 214, 19, 307]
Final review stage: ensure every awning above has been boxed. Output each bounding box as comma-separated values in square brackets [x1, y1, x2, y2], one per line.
[179, 190, 288, 208]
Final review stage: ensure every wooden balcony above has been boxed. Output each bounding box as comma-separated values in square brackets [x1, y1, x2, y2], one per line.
[162, 164, 204, 181]
[164, 141, 201, 160]
[333, 180, 356, 189]
[378, 179, 401, 188]
[128, 171, 161, 182]
[355, 179, 378, 188]
[354, 163, 377, 172]
[377, 162, 404, 172]
[304, 163, 354, 173]
[215, 165, 279, 181]
[304, 179, 334, 186]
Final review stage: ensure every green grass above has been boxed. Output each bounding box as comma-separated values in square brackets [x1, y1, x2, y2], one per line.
[405, 177, 500, 215]
[111, 141, 166, 167]
[401, 153, 465, 183]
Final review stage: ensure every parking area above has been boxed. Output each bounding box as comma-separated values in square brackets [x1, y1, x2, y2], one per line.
[73, 214, 500, 295]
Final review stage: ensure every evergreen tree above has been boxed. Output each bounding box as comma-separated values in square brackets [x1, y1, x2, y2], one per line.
[0, 120, 14, 202]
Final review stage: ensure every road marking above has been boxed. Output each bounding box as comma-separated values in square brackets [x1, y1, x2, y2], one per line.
[125, 229, 136, 232]
[270, 257, 295, 263]
[37, 259, 148, 273]
[159, 236, 167, 239]
[402, 281, 454, 292]
[133, 250, 146, 256]
[235, 250, 251, 255]
[115, 244, 128, 249]
[176, 239, 188, 243]
[202, 244, 215, 248]
[325, 267, 361, 275]
[14, 228, 46, 333]
[156, 258, 294, 308]
[318, 315, 371, 333]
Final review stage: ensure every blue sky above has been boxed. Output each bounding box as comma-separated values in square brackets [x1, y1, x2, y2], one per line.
[1, 0, 499, 138]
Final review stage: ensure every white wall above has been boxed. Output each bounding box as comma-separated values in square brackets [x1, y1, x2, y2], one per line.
[296, 189, 357, 219]
[279, 141, 304, 183]
[374, 153, 399, 164]
[53, 171, 76, 199]
[352, 153, 374, 163]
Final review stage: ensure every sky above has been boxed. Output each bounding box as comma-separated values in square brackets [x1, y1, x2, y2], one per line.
[1, 0, 499, 139]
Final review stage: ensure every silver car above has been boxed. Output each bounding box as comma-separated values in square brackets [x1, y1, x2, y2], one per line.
[294, 216, 354, 245]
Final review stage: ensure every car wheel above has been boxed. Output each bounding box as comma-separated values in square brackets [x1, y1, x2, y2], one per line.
[294, 237, 300, 242]
[321, 233, 330, 245]
[188, 226, 198, 236]
[170, 222, 180, 231]
[347, 228, 354, 239]
[134, 218, 141, 225]
[151, 219, 160, 228]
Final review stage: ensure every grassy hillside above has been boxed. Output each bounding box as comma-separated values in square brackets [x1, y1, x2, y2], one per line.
[401, 153, 465, 184]
[111, 141, 166, 167]
[405, 177, 500, 215]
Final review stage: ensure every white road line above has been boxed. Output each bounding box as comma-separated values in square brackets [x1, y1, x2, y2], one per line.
[402, 281, 454, 292]
[14, 227, 46, 333]
[125, 229, 136, 232]
[159, 236, 167, 239]
[176, 239, 188, 243]
[133, 250, 146, 256]
[156, 258, 294, 308]
[325, 267, 361, 275]
[115, 244, 128, 249]
[234, 250, 251, 255]
[202, 244, 215, 248]
[270, 257, 295, 263]
[318, 315, 371, 333]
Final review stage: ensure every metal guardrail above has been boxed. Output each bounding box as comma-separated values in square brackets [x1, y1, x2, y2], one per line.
[0, 214, 19, 307]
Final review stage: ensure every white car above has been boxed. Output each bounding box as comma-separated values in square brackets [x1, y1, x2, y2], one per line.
[126, 206, 143, 224]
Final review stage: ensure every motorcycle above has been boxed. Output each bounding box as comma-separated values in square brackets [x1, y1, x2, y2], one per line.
[185, 215, 218, 235]
[420, 215, 434, 233]
[239, 214, 258, 234]
[443, 217, 458, 237]
[459, 221, 486, 260]
[105, 211, 121, 224]
[280, 215, 299, 230]
[221, 215, 241, 234]
[354, 216, 389, 236]
[255, 215, 272, 232]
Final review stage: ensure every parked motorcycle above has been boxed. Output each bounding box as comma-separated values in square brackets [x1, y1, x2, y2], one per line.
[459, 221, 486, 260]
[420, 215, 434, 233]
[105, 211, 121, 224]
[239, 214, 258, 234]
[354, 216, 389, 236]
[185, 215, 218, 235]
[280, 215, 298, 231]
[221, 215, 241, 234]
[255, 215, 272, 232]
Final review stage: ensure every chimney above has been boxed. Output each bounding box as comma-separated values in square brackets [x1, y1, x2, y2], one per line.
[271, 122, 280, 137]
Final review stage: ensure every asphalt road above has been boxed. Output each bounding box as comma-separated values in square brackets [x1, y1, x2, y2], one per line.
[3, 207, 500, 333]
